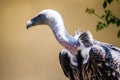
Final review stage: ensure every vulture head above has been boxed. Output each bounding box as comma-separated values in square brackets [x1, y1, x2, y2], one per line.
[26, 9, 64, 29]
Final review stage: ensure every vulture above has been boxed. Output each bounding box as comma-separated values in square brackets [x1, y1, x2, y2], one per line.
[26, 9, 120, 80]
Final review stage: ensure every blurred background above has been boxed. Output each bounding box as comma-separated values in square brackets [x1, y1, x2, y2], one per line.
[0, 0, 120, 80]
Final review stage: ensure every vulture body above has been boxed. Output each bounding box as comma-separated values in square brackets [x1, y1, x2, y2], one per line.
[59, 32, 120, 80]
[26, 9, 120, 80]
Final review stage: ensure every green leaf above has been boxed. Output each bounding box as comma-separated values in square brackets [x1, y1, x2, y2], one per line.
[96, 22, 104, 31]
[103, 1, 107, 8]
[110, 17, 116, 24]
[107, 0, 113, 4]
[101, 15, 105, 19]
[105, 10, 111, 21]
[116, 19, 120, 27]
[117, 30, 120, 38]
[85, 8, 95, 14]
[103, 23, 107, 27]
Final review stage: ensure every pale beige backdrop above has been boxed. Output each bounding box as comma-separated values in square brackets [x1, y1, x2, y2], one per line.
[0, 0, 120, 80]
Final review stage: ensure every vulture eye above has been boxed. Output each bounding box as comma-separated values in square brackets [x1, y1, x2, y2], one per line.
[31, 14, 42, 22]
[38, 14, 42, 18]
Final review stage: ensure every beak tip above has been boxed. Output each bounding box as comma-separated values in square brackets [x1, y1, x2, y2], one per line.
[26, 20, 32, 29]
[26, 26, 29, 30]
[26, 24, 30, 30]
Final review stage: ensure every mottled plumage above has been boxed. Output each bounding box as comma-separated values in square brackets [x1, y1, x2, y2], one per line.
[60, 31, 120, 80]
[26, 9, 120, 80]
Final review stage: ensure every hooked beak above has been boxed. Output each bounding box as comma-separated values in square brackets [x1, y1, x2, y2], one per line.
[26, 20, 34, 29]
[26, 14, 46, 29]
[26, 15, 40, 29]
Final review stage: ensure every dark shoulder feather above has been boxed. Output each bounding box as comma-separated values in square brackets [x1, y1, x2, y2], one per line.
[59, 50, 75, 80]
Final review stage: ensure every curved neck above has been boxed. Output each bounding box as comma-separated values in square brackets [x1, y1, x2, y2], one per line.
[49, 23, 80, 54]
